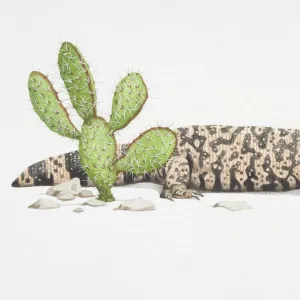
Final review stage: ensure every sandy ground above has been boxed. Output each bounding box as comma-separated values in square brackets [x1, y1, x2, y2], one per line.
[1, 183, 300, 300]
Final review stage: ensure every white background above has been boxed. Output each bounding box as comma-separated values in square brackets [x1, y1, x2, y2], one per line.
[1, 0, 300, 299]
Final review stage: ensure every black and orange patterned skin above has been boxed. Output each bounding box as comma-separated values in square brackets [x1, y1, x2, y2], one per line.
[12, 125, 300, 200]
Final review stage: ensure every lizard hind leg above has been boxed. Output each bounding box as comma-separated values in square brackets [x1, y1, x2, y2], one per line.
[160, 156, 203, 201]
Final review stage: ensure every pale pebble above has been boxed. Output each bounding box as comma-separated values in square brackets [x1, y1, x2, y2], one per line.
[213, 201, 252, 211]
[57, 192, 75, 201]
[114, 198, 155, 211]
[78, 190, 93, 198]
[29, 198, 60, 209]
[73, 208, 84, 213]
[83, 198, 107, 207]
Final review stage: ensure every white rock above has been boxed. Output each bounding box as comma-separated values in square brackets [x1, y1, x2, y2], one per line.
[29, 198, 60, 209]
[57, 192, 75, 201]
[213, 201, 252, 211]
[114, 198, 155, 211]
[78, 190, 93, 198]
[83, 198, 107, 207]
[46, 187, 59, 196]
[51, 178, 81, 196]
[73, 208, 84, 213]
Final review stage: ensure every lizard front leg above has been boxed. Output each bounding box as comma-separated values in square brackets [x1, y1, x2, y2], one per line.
[160, 156, 203, 201]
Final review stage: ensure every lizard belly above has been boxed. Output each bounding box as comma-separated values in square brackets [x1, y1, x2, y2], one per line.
[177, 125, 300, 192]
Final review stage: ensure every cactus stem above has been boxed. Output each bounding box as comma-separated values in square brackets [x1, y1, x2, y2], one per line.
[83, 151, 93, 159]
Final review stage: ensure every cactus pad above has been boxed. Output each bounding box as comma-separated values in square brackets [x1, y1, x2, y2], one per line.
[109, 73, 148, 131]
[58, 42, 97, 120]
[116, 127, 176, 174]
[79, 117, 117, 201]
[28, 71, 80, 139]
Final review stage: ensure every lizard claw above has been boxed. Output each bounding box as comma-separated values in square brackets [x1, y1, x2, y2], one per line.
[186, 189, 204, 200]
[166, 194, 175, 202]
[190, 190, 204, 197]
[164, 190, 175, 202]
[191, 193, 201, 200]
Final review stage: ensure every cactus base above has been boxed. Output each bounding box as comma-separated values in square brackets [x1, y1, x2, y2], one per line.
[96, 185, 115, 202]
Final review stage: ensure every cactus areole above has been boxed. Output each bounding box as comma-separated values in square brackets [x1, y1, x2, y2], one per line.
[28, 41, 177, 201]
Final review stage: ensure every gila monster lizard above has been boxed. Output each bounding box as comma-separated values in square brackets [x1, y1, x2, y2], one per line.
[11, 125, 300, 200]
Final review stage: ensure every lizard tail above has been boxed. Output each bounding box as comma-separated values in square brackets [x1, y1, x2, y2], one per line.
[11, 150, 92, 188]
[11, 146, 167, 188]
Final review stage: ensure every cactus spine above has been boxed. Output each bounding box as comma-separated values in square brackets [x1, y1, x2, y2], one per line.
[28, 41, 176, 202]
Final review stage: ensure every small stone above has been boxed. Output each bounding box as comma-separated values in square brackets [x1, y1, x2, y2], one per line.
[57, 192, 75, 201]
[83, 198, 107, 207]
[29, 198, 60, 209]
[213, 201, 252, 211]
[114, 198, 155, 211]
[78, 190, 93, 198]
[50, 178, 82, 196]
[73, 208, 84, 213]
[46, 187, 59, 197]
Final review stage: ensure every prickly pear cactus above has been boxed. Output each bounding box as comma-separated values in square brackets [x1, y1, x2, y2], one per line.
[28, 41, 177, 202]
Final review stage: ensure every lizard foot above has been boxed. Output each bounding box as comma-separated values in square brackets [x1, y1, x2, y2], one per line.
[161, 187, 204, 201]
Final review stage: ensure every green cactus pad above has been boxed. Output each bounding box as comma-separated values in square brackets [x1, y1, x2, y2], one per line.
[28, 71, 80, 139]
[79, 117, 117, 201]
[109, 73, 148, 131]
[115, 127, 176, 174]
[58, 41, 97, 120]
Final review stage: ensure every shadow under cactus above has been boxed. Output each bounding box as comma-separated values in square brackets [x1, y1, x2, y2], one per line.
[28, 41, 177, 202]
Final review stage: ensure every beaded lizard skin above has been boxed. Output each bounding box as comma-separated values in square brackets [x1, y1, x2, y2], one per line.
[11, 125, 300, 200]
